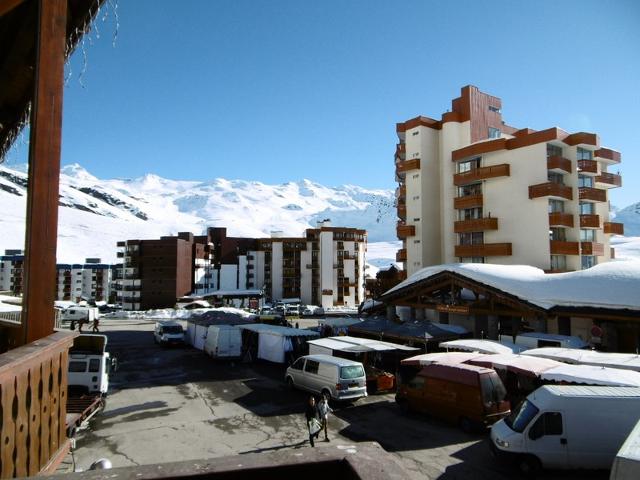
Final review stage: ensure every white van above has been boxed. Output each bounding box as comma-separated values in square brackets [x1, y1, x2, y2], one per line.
[611, 419, 640, 480]
[499, 332, 589, 350]
[491, 385, 640, 475]
[285, 354, 367, 402]
[204, 325, 242, 359]
[153, 321, 185, 346]
[68, 334, 113, 395]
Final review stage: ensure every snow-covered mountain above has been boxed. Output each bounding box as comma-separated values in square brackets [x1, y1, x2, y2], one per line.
[612, 202, 640, 237]
[0, 163, 398, 264]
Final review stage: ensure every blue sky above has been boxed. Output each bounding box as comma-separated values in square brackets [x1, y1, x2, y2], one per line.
[7, 0, 640, 207]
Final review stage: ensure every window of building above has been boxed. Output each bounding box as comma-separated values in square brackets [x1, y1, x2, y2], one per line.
[550, 255, 567, 271]
[580, 229, 595, 241]
[548, 200, 565, 213]
[460, 207, 483, 220]
[413, 218, 420, 221]
[577, 147, 593, 161]
[412, 195, 420, 200]
[460, 257, 484, 263]
[412, 173, 419, 179]
[488, 127, 501, 139]
[546, 144, 563, 157]
[549, 228, 566, 241]
[579, 202, 595, 215]
[414, 240, 421, 244]
[412, 131, 419, 136]
[548, 172, 564, 185]
[581, 255, 597, 269]
[458, 157, 481, 174]
[458, 183, 482, 197]
[488, 105, 501, 113]
[459, 232, 484, 245]
[578, 175, 594, 188]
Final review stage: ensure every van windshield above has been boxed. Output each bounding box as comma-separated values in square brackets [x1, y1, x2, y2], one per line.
[340, 365, 364, 380]
[504, 400, 539, 433]
[163, 326, 183, 334]
[480, 374, 507, 405]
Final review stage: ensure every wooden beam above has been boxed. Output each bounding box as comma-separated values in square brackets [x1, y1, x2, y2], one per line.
[0, 0, 25, 17]
[22, 0, 67, 344]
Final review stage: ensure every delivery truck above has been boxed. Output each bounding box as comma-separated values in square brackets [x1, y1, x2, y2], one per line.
[491, 385, 640, 476]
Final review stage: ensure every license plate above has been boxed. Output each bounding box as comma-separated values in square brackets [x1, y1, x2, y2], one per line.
[349, 383, 358, 388]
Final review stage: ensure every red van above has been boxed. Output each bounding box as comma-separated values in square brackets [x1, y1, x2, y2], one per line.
[396, 363, 511, 431]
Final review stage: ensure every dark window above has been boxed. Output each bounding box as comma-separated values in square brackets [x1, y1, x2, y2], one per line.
[89, 358, 101, 372]
[340, 365, 365, 379]
[529, 412, 563, 439]
[291, 358, 304, 370]
[69, 361, 87, 372]
[304, 360, 319, 374]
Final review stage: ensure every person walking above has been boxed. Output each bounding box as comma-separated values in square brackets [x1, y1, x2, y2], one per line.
[92, 317, 100, 333]
[317, 393, 333, 441]
[305, 396, 320, 447]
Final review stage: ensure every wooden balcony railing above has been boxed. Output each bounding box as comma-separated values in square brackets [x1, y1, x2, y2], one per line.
[396, 158, 421, 175]
[0, 331, 76, 478]
[547, 156, 571, 173]
[396, 223, 416, 239]
[529, 182, 573, 200]
[595, 172, 622, 188]
[453, 164, 510, 186]
[594, 147, 621, 164]
[550, 240, 579, 255]
[577, 159, 598, 174]
[579, 214, 600, 228]
[453, 193, 483, 209]
[455, 243, 512, 257]
[395, 185, 406, 200]
[578, 187, 607, 202]
[548, 212, 574, 228]
[604, 222, 624, 235]
[396, 249, 407, 262]
[581, 242, 605, 256]
[453, 217, 498, 233]
[397, 204, 406, 220]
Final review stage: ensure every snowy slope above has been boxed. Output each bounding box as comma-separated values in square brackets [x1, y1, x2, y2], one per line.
[0, 163, 396, 264]
[613, 202, 640, 236]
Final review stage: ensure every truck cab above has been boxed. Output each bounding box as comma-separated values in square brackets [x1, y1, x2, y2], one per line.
[68, 334, 113, 395]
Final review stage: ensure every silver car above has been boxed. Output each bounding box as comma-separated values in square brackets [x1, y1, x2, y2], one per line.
[285, 354, 367, 401]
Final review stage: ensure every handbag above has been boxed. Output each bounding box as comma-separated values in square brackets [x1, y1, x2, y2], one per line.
[309, 418, 321, 435]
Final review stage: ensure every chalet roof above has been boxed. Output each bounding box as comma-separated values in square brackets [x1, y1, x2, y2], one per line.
[0, 0, 104, 159]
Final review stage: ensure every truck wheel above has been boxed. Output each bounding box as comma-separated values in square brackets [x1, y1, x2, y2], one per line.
[517, 455, 541, 478]
[459, 416, 474, 433]
[286, 377, 294, 390]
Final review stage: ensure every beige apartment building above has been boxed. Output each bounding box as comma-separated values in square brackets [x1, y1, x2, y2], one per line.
[395, 85, 623, 276]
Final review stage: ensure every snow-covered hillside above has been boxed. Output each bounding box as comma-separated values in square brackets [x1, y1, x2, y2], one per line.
[613, 202, 640, 236]
[0, 163, 396, 264]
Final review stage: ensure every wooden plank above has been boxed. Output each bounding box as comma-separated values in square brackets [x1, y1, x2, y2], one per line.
[21, 0, 68, 344]
[39, 358, 51, 468]
[49, 353, 61, 455]
[1, 376, 16, 478]
[14, 369, 29, 477]
[28, 366, 41, 476]
[58, 349, 69, 447]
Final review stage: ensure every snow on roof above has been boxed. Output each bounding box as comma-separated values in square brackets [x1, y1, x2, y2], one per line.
[384, 260, 640, 311]
[238, 323, 320, 337]
[439, 339, 524, 355]
[541, 364, 640, 387]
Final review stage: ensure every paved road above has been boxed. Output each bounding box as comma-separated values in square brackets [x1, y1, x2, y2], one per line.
[70, 319, 608, 479]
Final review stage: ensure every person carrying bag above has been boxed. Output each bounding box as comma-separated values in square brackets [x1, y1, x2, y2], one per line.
[305, 396, 321, 447]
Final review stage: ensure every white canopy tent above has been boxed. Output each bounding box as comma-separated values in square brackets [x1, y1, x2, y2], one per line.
[523, 347, 640, 372]
[541, 364, 640, 387]
[439, 339, 526, 355]
[238, 324, 319, 363]
[401, 351, 487, 367]
[307, 336, 418, 356]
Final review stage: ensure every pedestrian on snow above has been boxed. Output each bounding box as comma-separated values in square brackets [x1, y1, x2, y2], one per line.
[92, 317, 100, 333]
[305, 396, 320, 447]
[317, 393, 333, 441]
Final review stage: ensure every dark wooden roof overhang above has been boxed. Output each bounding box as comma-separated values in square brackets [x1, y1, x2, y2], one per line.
[379, 270, 548, 318]
[0, 0, 104, 159]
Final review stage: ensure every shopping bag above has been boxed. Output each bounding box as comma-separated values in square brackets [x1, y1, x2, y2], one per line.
[309, 418, 321, 436]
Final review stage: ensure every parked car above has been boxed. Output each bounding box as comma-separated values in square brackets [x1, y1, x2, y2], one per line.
[285, 354, 367, 402]
[491, 385, 640, 476]
[153, 321, 185, 346]
[396, 363, 510, 432]
[302, 305, 324, 316]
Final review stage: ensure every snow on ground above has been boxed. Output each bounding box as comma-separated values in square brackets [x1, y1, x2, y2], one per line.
[386, 260, 640, 311]
[611, 236, 640, 261]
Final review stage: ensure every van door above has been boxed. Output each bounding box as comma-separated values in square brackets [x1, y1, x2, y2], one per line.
[303, 359, 321, 393]
[524, 411, 568, 468]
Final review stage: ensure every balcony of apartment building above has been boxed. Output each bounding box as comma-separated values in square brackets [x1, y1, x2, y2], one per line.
[549, 240, 579, 255]
[396, 221, 416, 239]
[529, 182, 573, 201]
[595, 172, 622, 188]
[396, 249, 407, 262]
[395, 157, 421, 181]
[579, 214, 600, 229]
[547, 155, 572, 174]
[454, 181, 483, 209]
[395, 184, 406, 202]
[453, 164, 510, 186]
[453, 217, 498, 233]
[578, 187, 607, 203]
[594, 147, 621, 165]
[581, 242, 605, 256]
[397, 203, 406, 221]
[604, 222, 624, 235]
[548, 212, 574, 228]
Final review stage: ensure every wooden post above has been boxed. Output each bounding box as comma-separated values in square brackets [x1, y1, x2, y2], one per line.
[22, 0, 68, 344]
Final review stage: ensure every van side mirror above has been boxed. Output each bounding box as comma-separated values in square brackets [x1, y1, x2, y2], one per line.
[110, 357, 118, 373]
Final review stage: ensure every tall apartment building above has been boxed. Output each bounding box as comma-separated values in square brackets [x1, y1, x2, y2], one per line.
[116, 232, 214, 310]
[116, 222, 367, 310]
[0, 250, 112, 302]
[395, 85, 623, 276]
